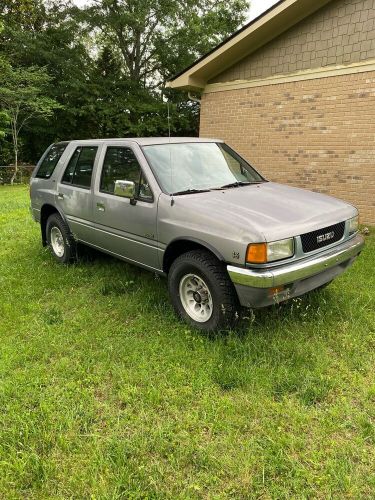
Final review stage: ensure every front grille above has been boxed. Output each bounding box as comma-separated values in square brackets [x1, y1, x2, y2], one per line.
[300, 221, 345, 253]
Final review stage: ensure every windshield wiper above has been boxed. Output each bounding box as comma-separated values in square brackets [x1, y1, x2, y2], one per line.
[171, 188, 211, 196]
[214, 181, 261, 190]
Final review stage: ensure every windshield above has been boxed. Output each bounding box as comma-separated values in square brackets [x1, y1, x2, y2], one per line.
[142, 142, 265, 194]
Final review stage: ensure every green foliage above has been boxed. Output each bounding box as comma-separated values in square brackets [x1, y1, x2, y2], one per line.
[0, 0, 44, 29]
[0, 111, 8, 137]
[0, 186, 374, 497]
[0, 48, 9, 141]
[0, 25, 10, 149]
[0, 65, 60, 122]
[0, 64, 60, 180]
[88, 0, 248, 84]
[0, 0, 249, 165]
[0, 0, 93, 159]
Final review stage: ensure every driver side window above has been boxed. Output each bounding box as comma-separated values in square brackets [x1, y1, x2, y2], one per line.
[100, 147, 153, 201]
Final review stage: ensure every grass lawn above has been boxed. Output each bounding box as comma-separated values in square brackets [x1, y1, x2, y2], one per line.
[0, 185, 374, 499]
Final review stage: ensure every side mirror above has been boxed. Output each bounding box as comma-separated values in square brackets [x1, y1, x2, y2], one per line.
[114, 180, 136, 200]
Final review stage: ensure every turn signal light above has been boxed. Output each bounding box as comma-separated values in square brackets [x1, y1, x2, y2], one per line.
[268, 286, 285, 297]
[246, 243, 267, 264]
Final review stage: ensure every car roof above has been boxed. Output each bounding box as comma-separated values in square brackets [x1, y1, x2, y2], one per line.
[61, 137, 223, 146]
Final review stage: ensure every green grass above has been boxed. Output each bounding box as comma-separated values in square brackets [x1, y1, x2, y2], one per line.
[0, 185, 374, 499]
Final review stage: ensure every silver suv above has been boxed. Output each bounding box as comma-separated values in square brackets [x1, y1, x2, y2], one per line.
[30, 138, 364, 331]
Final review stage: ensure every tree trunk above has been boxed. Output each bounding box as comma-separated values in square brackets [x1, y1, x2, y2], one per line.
[10, 143, 18, 185]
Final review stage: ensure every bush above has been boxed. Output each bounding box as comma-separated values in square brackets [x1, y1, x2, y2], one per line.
[0, 165, 35, 184]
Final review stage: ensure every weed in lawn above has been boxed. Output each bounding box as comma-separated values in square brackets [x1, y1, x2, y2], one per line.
[99, 280, 136, 296]
[44, 306, 64, 325]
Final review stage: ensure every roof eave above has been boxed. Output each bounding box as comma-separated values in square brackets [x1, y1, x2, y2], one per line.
[168, 0, 333, 91]
[165, 75, 206, 91]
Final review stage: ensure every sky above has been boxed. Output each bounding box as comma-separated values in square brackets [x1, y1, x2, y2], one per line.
[72, 0, 280, 21]
[248, 0, 279, 20]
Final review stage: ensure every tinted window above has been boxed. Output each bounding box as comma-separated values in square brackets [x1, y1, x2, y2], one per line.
[100, 147, 153, 200]
[62, 148, 79, 184]
[36, 143, 67, 179]
[62, 146, 97, 189]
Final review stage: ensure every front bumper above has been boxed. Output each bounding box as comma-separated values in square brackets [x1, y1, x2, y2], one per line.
[228, 233, 364, 308]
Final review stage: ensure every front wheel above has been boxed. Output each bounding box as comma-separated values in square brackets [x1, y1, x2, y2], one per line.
[168, 250, 240, 332]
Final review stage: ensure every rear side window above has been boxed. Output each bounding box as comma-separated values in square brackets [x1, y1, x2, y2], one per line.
[62, 146, 98, 189]
[36, 143, 67, 179]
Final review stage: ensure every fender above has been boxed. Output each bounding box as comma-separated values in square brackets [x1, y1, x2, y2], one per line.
[40, 203, 72, 246]
[169, 236, 225, 261]
[162, 236, 226, 272]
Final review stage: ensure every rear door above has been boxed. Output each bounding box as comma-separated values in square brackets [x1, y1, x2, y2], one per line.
[56, 143, 101, 243]
[90, 143, 159, 270]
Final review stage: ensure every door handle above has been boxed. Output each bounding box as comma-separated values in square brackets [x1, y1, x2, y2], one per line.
[58, 193, 64, 200]
[97, 202, 105, 212]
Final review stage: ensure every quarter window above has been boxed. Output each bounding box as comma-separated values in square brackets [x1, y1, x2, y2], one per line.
[62, 146, 98, 189]
[100, 147, 153, 201]
[36, 143, 67, 179]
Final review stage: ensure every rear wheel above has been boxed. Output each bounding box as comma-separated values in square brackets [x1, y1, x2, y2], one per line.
[46, 213, 76, 264]
[168, 250, 240, 332]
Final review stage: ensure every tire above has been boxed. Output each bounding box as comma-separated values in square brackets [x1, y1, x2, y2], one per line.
[168, 250, 240, 332]
[46, 213, 76, 264]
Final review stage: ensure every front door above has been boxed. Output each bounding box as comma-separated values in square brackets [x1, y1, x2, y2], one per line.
[90, 144, 159, 271]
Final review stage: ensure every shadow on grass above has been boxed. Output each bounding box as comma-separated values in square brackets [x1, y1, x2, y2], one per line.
[41, 242, 346, 406]
[75, 243, 171, 306]
[208, 289, 340, 404]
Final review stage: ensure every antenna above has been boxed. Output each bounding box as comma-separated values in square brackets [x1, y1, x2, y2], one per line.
[167, 100, 171, 140]
[167, 100, 174, 206]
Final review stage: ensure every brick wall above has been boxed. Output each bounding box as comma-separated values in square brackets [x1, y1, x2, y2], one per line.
[211, 0, 375, 84]
[200, 71, 375, 224]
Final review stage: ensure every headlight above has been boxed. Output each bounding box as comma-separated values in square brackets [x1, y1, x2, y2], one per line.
[246, 238, 294, 264]
[267, 238, 295, 262]
[348, 215, 359, 235]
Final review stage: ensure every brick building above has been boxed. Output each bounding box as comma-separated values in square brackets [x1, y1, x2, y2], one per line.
[167, 0, 375, 224]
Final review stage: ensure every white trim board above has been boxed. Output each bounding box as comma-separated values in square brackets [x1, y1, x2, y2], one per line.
[204, 59, 375, 94]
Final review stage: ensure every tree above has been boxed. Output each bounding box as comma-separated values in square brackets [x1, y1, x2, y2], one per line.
[0, 24, 10, 160]
[88, 0, 249, 88]
[0, 0, 249, 166]
[0, 59, 8, 141]
[83, 0, 249, 137]
[0, 0, 94, 161]
[0, 110, 9, 141]
[0, 65, 60, 183]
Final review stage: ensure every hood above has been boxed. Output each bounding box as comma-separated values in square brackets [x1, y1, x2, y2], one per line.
[166, 182, 357, 242]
